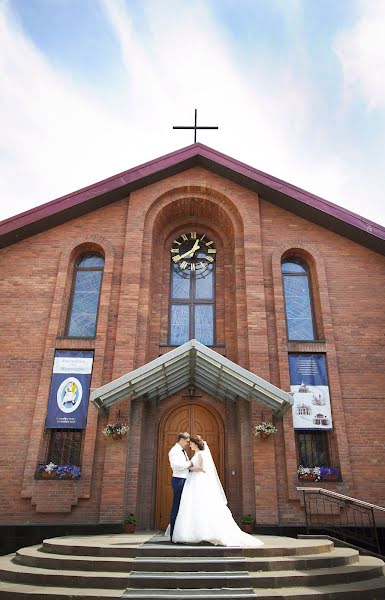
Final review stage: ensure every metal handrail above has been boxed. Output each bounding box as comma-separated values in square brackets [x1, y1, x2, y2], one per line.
[297, 487, 385, 556]
[297, 487, 385, 513]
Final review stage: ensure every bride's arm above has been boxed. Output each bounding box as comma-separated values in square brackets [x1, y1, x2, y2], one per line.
[189, 453, 205, 472]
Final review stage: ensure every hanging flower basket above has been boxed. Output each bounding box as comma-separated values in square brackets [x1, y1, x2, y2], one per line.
[253, 422, 277, 438]
[102, 423, 129, 439]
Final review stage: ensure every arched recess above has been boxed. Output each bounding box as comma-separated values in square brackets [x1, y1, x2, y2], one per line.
[155, 401, 224, 529]
[133, 185, 248, 367]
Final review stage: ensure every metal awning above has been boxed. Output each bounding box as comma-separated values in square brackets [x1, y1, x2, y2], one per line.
[90, 339, 293, 417]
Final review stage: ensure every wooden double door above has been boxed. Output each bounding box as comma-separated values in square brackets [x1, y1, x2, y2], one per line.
[155, 403, 224, 529]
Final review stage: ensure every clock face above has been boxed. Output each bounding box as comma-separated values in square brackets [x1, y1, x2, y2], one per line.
[171, 232, 216, 278]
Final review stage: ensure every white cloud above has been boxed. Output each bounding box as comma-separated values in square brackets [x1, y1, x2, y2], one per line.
[0, 2, 133, 219]
[333, 1, 385, 109]
[0, 0, 384, 229]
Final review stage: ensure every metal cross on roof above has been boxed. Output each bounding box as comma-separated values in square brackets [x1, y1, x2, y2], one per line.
[173, 109, 218, 143]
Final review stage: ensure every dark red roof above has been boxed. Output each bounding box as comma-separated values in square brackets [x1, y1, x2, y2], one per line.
[1, 143, 384, 254]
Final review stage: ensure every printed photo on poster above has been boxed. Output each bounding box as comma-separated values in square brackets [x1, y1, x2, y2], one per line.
[45, 350, 94, 429]
[289, 354, 333, 430]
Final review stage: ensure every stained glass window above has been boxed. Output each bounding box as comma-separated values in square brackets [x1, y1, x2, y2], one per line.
[66, 253, 104, 337]
[282, 259, 315, 340]
[170, 305, 190, 345]
[195, 270, 213, 300]
[194, 305, 214, 345]
[169, 236, 215, 345]
[171, 266, 191, 298]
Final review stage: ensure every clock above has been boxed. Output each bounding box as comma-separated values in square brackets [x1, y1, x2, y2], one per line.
[171, 232, 216, 278]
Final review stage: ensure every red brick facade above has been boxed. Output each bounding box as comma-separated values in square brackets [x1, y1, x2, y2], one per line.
[1, 157, 384, 528]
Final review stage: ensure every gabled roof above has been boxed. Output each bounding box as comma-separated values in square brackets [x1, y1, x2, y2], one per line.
[1, 143, 384, 254]
[90, 339, 293, 417]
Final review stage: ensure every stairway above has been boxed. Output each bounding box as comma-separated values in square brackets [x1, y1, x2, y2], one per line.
[0, 532, 384, 598]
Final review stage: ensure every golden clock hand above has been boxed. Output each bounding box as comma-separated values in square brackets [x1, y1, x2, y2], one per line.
[189, 239, 201, 256]
[174, 239, 200, 261]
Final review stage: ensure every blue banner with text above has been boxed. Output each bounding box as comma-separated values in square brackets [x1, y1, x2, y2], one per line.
[45, 350, 94, 429]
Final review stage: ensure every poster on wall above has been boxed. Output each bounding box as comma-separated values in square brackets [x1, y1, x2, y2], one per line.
[289, 354, 333, 430]
[45, 350, 94, 429]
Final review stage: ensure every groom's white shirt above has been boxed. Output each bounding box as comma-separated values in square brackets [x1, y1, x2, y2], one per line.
[169, 443, 190, 479]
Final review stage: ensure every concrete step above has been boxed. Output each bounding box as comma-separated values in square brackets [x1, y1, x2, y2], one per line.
[248, 556, 385, 587]
[0, 554, 130, 589]
[15, 544, 359, 573]
[1, 534, 384, 600]
[123, 590, 256, 598]
[126, 557, 384, 590]
[121, 577, 385, 599]
[41, 536, 334, 558]
[127, 570, 251, 589]
[136, 541, 334, 558]
[15, 545, 136, 572]
[130, 547, 359, 572]
[0, 580, 123, 598]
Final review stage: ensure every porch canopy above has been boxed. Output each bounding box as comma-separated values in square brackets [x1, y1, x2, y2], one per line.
[91, 339, 293, 417]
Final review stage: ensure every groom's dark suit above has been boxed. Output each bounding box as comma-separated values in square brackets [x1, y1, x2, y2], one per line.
[168, 443, 190, 541]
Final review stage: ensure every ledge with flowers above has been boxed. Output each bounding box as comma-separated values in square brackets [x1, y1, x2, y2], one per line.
[297, 465, 340, 482]
[36, 462, 81, 480]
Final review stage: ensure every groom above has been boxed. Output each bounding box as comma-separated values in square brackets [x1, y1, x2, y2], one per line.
[168, 431, 193, 542]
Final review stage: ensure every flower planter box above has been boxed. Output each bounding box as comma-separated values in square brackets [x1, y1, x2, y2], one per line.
[123, 524, 136, 533]
[241, 524, 254, 534]
[260, 432, 270, 439]
[40, 471, 56, 479]
[299, 474, 318, 481]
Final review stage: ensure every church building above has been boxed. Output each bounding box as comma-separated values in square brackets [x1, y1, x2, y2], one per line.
[1, 143, 384, 536]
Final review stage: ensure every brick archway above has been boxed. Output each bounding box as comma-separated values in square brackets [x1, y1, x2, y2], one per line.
[155, 401, 224, 529]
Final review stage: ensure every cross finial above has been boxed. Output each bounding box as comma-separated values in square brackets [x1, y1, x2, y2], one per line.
[173, 109, 218, 143]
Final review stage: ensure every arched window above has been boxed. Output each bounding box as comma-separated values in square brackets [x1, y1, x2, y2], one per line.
[281, 258, 315, 341]
[66, 253, 104, 337]
[169, 233, 215, 346]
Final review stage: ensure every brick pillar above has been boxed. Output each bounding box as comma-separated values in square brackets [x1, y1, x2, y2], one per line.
[237, 398, 255, 516]
[252, 404, 279, 525]
[225, 399, 242, 517]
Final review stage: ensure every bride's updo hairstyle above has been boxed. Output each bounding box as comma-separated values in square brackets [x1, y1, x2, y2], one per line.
[190, 435, 205, 451]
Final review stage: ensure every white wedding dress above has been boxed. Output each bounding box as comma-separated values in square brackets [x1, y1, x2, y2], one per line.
[171, 445, 264, 547]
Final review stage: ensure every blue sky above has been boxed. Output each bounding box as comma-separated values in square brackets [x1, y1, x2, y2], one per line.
[1, 0, 385, 226]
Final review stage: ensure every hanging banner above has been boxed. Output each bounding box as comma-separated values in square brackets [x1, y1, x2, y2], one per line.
[45, 350, 94, 429]
[288, 354, 333, 430]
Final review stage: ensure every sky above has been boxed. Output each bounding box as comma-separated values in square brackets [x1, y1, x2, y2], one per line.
[1, 0, 385, 226]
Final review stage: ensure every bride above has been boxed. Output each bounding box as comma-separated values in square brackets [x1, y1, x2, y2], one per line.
[171, 435, 264, 547]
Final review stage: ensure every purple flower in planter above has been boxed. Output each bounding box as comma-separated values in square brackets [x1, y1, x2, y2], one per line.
[56, 465, 81, 479]
[320, 466, 339, 479]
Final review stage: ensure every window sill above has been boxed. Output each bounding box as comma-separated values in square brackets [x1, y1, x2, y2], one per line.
[288, 339, 326, 344]
[287, 340, 327, 353]
[55, 337, 96, 349]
